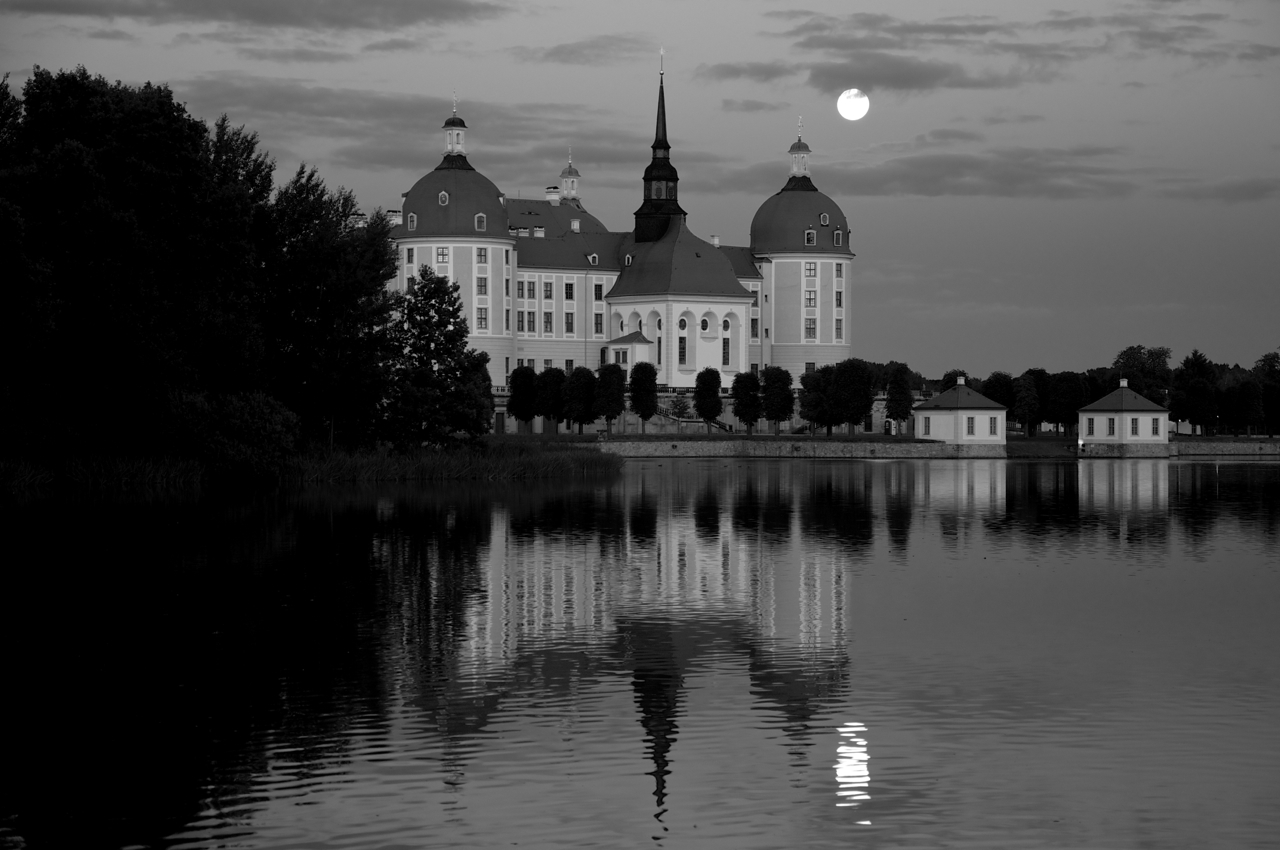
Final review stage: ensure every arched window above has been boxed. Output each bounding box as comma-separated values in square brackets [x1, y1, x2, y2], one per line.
[657, 319, 663, 331]
[407, 213, 417, 231]
[587, 253, 598, 266]
[820, 213, 830, 226]
[700, 318, 709, 332]
[439, 192, 449, 206]
[722, 319, 729, 332]
[834, 230, 843, 246]
[475, 213, 486, 231]
[678, 318, 687, 331]
[804, 230, 816, 246]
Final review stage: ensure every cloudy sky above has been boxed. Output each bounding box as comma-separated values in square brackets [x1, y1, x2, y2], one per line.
[2, 0, 1277, 376]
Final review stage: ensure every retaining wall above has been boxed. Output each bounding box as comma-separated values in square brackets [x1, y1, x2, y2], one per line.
[597, 440, 1006, 459]
[1173, 441, 1280, 457]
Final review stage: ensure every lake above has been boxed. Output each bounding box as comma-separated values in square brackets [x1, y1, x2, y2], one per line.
[2, 459, 1278, 849]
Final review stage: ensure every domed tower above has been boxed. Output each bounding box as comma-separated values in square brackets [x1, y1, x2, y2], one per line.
[559, 151, 582, 207]
[749, 123, 855, 381]
[394, 101, 516, 385]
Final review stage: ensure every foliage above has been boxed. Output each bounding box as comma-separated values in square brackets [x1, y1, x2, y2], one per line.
[831, 359, 875, 433]
[1170, 349, 1218, 433]
[1045, 371, 1088, 434]
[507, 365, 538, 423]
[1112, 345, 1172, 406]
[628, 362, 659, 431]
[534, 367, 567, 431]
[730, 371, 763, 435]
[594, 363, 627, 433]
[563, 367, 597, 433]
[886, 364, 916, 423]
[981, 371, 1017, 410]
[694, 368, 723, 432]
[170, 391, 299, 478]
[799, 365, 838, 436]
[940, 369, 969, 392]
[1013, 372, 1040, 435]
[669, 393, 691, 419]
[761, 366, 795, 435]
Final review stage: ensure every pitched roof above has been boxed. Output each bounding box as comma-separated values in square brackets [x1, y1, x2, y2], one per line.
[1079, 387, 1167, 413]
[719, 245, 762, 279]
[514, 230, 628, 272]
[913, 384, 1005, 410]
[607, 330, 652, 345]
[608, 218, 752, 300]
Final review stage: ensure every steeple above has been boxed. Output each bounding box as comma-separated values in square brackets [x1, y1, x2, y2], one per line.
[560, 148, 580, 201]
[442, 92, 467, 155]
[789, 116, 810, 176]
[634, 52, 686, 243]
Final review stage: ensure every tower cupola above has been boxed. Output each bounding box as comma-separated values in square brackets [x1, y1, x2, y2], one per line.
[560, 149, 580, 200]
[789, 117, 810, 176]
[443, 93, 467, 154]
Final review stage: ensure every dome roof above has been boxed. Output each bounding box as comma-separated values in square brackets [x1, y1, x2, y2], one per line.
[560, 162, 580, 178]
[750, 175, 854, 255]
[401, 154, 508, 238]
[442, 114, 467, 128]
[788, 137, 811, 154]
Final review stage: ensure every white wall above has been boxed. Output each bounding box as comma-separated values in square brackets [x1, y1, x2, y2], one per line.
[1078, 413, 1169, 444]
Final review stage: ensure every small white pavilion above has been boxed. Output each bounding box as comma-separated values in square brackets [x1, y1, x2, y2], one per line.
[1078, 378, 1170, 457]
[912, 377, 1007, 456]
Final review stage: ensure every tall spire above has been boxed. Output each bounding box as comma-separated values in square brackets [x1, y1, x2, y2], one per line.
[634, 52, 685, 242]
[653, 49, 670, 155]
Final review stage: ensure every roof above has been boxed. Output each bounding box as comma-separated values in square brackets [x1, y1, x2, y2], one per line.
[751, 175, 855, 255]
[396, 154, 507, 238]
[914, 384, 1006, 410]
[608, 218, 753, 300]
[718, 245, 762, 279]
[788, 137, 811, 154]
[1079, 387, 1167, 413]
[607, 330, 653, 345]
[506, 198, 609, 236]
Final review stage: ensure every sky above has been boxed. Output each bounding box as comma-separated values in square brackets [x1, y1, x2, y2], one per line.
[2, 0, 1277, 377]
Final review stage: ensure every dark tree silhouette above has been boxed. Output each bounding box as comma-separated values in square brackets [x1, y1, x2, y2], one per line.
[800, 365, 839, 437]
[507, 365, 538, 427]
[730, 371, 763, 435]
[563, 367, 597, 434]
[761, 366, 795, 435]
[594, 363, 627, 435]
[694, 368, 723, 434]
[628, 362, 659, 433]
[533, 367, 566, 434]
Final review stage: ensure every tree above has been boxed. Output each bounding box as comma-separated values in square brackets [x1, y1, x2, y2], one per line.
[799, 365, 839, 436]
[533, 367, 566, 433]
[669, 393, 691, 419]
[1112, 345, 1172, 406]
[594, 363, 627, 435]
[1171, 349, 1218, 434]
[383, 268, 491, 448]
[507, 365, 538, 427]
[1046, 371, 1088, 436]
[761, 366, 794, 435]
[628, 362, 659, 433]
[940, 369, 969, 392]
[730, 371, 763, 435]
[1013, 372, 1040, 437]
[981, 371, 1016, 411]
[694, 367, 723, 433]
[563, 366, 597, 434]
[831, 359, 874, 435]
[1254, 350, 1280, 437]
[885, 364, 915, 427]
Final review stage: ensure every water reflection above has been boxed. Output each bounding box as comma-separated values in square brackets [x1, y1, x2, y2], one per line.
[2, 460, 1278, 850]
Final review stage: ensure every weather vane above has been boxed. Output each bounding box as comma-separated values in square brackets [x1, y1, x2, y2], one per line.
[798, 115, 803, 136]
[452, 90, 458, 114]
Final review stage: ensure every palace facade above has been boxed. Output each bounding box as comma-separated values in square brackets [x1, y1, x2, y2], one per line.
[389, 75, 857, 390]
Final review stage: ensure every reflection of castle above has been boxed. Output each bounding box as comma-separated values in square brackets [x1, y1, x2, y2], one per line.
[1077, 459, 1169, 514]
[390, 72, 855, 390]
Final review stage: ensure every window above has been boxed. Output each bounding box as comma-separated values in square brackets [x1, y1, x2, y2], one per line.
[923, 416, 931, 436]
[544, 312, 552, 333]
[517, 280, 525, 299]
[505, 309, 510, 331]
[505, 278, 510, 296]
[1152, 417, 1160, 436]
[805, 362, 816, 373]
[967, 417, 976, 436]
[1087, 417, 1095, 436]
[565, 282, 574, 300]
[406, 247, 415, 267]
[477, 248, 487, 264]
[657, 338, 662, 364]
[722, 319, 730, 332]
[517, 358, 524, 368]
[657, 319, 662, 330]
[544, 359, 552, 370]
[805, 262, 817, 277]
[475, 307, 488, 330]
[835, 291, 843, 308]
[1131, 417, 1139, 436]
[835, 263, 843, 279]
[533, 226, 545, 238]
[701, 318, 709, 332]
[679, 318, 687, 331]
[566, 359, 574, 371]
[835, 318, 843, 340]
[751, 363, 758, 374]
[475, 213, 486, 231]
[752, 289, 759, 308]
[820, 213, 829, 226]
[544, 281, 553, 300]
[504, 249, 510, 265]
[804, 230, 816, 246]
[620, 319, 625, 333]
[625, 255, 632, 266]
[638, 319, 643, 332]
[408, 214, 417, 231]
[1108, 417, 1116, 436]
[614, 350, 628, 365]
[437, 247, 449, 264]
[678, 337, 687, 365]
[517, 312, 525, 332]
[588, 253, 598, 266]
[805, 318, 816, 339]
[594, 314, 603, 334]
[600, 347, 607, 366]
[751, 318, 759, 338]
[565, 312, 574, 334]
[505, 357, 509, 378]
[805, 290, 816, 308]
[722, 338, 730, 366]
[525, 311, 534, 332]
[477, 276, 488, 296]
[594, 284, 603, 301]
[439, 192, 449, 206]
[989, 416, 998, 436]
[834, 231, 843, 246]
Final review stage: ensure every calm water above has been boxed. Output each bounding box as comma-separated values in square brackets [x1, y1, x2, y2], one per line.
[2, 460, 1278, 849]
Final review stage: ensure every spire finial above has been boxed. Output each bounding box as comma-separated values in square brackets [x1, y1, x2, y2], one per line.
[660, 47, 665, 76]
[452, 90, 458, 114]
[798, 115, 803, 138]
[568, 145, 572, 165]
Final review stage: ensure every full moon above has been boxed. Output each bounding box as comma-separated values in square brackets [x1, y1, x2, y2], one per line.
[837, 89, 870, 121]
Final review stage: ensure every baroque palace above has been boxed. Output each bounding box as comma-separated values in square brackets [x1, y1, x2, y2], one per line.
[389, 73, 856, 391]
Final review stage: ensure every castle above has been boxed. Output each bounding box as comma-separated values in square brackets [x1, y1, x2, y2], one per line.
[389, 73, 856, 391]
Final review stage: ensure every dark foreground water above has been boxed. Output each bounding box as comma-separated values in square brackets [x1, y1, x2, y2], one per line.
[2, 459, 1278, 849]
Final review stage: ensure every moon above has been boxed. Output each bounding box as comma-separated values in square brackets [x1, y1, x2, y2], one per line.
[837, 89, 870, 121]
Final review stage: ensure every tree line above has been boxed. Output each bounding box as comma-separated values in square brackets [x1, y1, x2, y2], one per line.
[1, 67, 492, 475]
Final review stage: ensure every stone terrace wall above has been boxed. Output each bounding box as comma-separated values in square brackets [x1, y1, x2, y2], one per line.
[597, 440, 1006, 459]
[1173, 441, 1280, 457]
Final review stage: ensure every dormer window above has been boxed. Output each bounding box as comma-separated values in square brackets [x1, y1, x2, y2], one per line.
[804, 230, 816, 246]
[587, 253, 598, 266]
[475, 213, 486, 231]
[820, 213, 830, 226]
[834, 230, 843, 246]
[570, 219, 580, 233]
[439, 192, 449, 206]
[407, 213, 417, 231]
[625, 255, 632, 266]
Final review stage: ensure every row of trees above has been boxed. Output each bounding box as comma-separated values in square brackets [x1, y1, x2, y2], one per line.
[2, 67, 491, 472]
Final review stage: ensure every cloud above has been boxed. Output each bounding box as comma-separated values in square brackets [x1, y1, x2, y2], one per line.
[86, 27, 136, 40]
[867, 128, 985, 154]
[693, 61, 798, 83]
[1160, 178, 1280, 203]
[982, 112, 1044, 125]
[511, 33, 652, 66]
[722, 98, 789, 113]
[363, 37, 419, 52]
[0, 0, 508, 30]
[236, 46, 354, 63]
[806, 53, 1020, 94]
